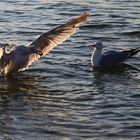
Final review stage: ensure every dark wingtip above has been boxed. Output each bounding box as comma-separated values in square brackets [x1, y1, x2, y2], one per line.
[129, 48, 140, 57]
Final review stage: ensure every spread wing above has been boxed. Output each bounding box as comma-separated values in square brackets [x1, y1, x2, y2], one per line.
[27, 11, 89, 66]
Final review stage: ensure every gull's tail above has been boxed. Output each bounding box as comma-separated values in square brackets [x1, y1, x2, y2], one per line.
[129, 47, 140, 57]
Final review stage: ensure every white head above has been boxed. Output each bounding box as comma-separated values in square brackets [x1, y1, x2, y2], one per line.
[92, 41, 105, 50]
[91, 41, 106, 66]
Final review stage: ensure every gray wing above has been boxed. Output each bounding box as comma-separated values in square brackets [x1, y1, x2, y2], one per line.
[99, 50, 131, 66]
[27, 11, 89, 66]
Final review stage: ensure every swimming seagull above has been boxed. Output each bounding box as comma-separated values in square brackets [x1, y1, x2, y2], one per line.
[91, 41, 140, 67]
[0, 11, 89, 74]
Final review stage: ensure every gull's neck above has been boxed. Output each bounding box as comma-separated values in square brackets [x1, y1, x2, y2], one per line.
[91, 48, 102, 67]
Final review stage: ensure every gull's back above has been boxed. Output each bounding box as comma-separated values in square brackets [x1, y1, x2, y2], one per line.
[99, 50, 131, 66]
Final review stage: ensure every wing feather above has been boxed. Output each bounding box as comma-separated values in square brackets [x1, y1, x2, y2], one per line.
[27, 11, 89, 66]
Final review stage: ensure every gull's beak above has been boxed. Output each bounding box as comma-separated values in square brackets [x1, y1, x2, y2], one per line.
[0, 44, 7, 50]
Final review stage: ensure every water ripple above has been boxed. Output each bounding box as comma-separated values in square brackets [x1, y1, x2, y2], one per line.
[0, 0, 140, 140]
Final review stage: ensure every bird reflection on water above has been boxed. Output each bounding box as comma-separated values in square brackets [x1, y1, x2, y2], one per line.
[92, 63, 140, 74]
[0, 74, 53, 140]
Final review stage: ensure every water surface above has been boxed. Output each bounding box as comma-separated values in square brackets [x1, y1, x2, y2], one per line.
[0, 0, 140, 140]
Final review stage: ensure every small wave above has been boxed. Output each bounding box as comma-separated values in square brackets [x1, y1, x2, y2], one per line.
[122, 31, 140, 37]
[82, 24, 112, 29]
[3, 10, 23, 15]
[13, 31, 40, 36]
[109, 14, 122, 18]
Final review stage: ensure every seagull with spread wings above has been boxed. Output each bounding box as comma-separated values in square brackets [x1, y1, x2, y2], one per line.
[0, 12, 89, 74]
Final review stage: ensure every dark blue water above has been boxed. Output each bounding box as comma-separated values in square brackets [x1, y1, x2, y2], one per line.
[0, 0, 140, 140]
